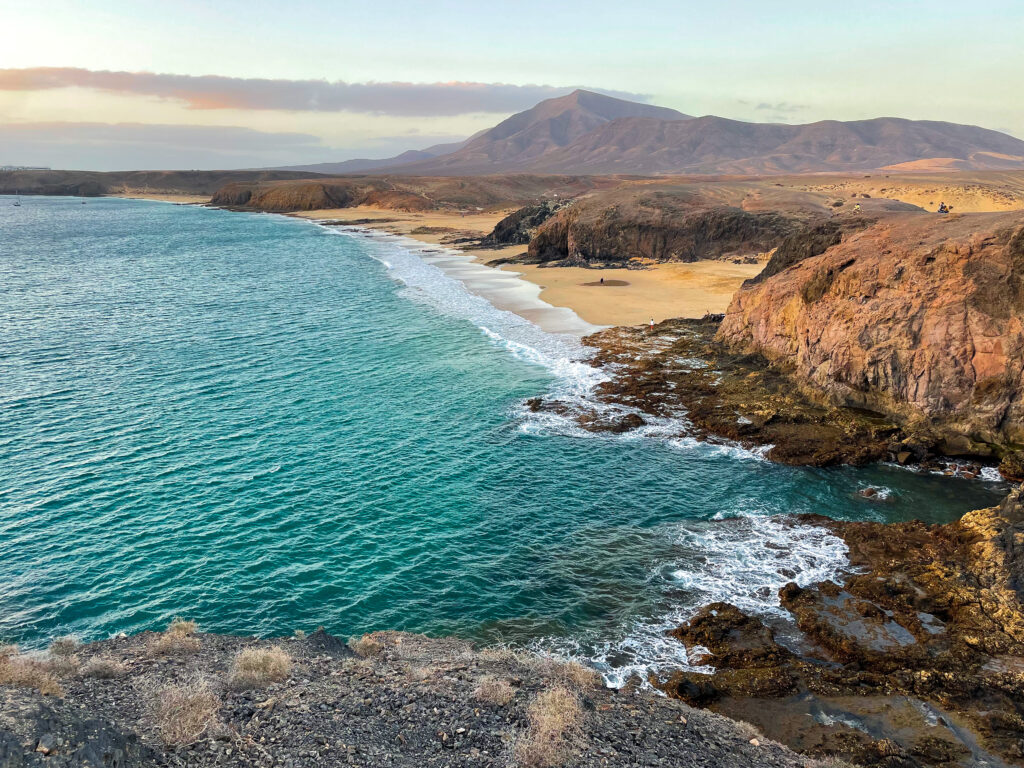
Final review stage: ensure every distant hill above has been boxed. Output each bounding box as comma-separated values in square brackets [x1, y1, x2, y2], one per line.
[522, 115, 1024, 175]
[275, 89, 1024, 177]
[272, 90, 692, 175]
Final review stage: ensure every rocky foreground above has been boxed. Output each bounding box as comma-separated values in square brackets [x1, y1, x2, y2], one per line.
[661, 488, 1024, 768]
[0, 629, 828, 768]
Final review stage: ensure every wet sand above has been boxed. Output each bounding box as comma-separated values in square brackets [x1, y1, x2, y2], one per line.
[295, 206, 763, 328]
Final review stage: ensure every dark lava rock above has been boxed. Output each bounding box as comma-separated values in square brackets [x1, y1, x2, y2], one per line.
[656, 489, 1024, 767]
[305, 627, 354, 658]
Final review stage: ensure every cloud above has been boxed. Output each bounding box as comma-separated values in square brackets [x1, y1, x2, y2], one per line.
[754, 101, 807, 113]
[0, 68, 646, 116]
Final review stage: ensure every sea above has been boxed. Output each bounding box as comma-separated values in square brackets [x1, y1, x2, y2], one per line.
[0, 196, 1007, 685]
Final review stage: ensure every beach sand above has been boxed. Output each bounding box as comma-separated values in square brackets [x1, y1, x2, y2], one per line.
[109, 193, 211, 204]
[296, 206, 762, 327]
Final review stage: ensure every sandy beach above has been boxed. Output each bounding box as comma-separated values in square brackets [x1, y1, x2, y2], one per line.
[295, 206, 762, 327]
[109, 193, 212, 204]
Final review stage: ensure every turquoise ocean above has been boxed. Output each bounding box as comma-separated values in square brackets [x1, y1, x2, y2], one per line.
[0, 197, 1006, 683]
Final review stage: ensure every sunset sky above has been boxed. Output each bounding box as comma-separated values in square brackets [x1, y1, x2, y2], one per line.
[2, 0, 1022, 170]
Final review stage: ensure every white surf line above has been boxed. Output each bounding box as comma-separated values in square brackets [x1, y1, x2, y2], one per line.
[322, 223, 601, 338]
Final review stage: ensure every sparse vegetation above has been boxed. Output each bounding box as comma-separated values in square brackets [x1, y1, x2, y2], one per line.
[228, 645, 291, 689]
[81, 656, 127, 679]
[473, 675, 516, 706]
[479, 648, 603, 691]
[167, 618, 198, 636]
[348, 634, 384, 658]
[149, 617, 200, 656]
[513, 686, 584, 767]
[0, 653, 63, 696]
[49, 635, 78, 657]
[153, 678, 220, 745]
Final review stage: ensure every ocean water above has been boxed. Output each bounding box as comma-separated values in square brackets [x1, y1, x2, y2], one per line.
[0, 197, 1007, 682]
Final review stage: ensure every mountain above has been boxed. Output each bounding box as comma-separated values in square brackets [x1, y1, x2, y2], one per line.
[271, 90, 691, 175]
[270, 89, 1024, 176]
[265, 135, 481, 175]
[387, 89, 691, 175]
[524, 115, 1024, 175]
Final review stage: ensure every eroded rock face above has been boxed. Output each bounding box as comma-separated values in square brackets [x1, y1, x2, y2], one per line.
[481, 201, 564, 246]
[659, 489, 1024, 766]
[526, 198, 802, 266]
[717, 211, 1024, 464]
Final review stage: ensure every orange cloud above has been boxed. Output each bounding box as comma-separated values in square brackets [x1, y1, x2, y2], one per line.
[0, 68, 646, 116]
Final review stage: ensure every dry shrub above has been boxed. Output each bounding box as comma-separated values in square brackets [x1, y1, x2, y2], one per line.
[733, 719, 765, 741]
[81, 656, 127, 679]
[805, 758, 860, 768]
[228, 646, 291, 689]
[153, 679, 220, 745]
[525, 656, 603, 691]
[473, 676, 516, 706]
[0, 654, 63, 696]
[405, 664, 440, 682]
[167, 618, 198, 635]
[514, 686, 583, 767]
[149, 618, 200, 656]
[49, 636, 78, 657]
[555, 660, 603, 690]
[348, 634, 384, 658]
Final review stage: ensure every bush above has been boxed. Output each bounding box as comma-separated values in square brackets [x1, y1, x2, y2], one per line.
[49, 636, 78, 657]
[149, 618, 200, 656]
[167, 618, 198, 636]
[348, 634, 384, 658]
[228, 646, 291, 689]
[0, 654, 63, 696]
[81, 656, 126, 679]
[473, 676, 516, 706]
[513, 686, 583, 767]
[153, 679, 220, 745]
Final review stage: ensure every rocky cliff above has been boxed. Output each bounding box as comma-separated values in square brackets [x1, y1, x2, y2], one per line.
[526, 201, 800, 266]
[717, 211, 1024, 464]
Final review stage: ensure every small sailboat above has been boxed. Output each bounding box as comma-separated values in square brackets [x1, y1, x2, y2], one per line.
[13, 191, 21, 207]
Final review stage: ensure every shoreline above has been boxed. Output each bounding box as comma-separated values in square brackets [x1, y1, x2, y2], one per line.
[293, 205, 765, 329]
[104, 195, 764, 332]
[4, 191, 1018, 765]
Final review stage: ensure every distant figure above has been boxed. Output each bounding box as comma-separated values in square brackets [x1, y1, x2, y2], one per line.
[853, 203, 862, 213]
[649, 317, 655, 332]
[600, 277, 604, 284]
[938, 202, 949, 214]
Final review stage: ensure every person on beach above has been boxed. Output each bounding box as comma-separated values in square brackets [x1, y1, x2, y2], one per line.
[649, 317, 655, 332]
[853, 203, 862, 213]
[600, 277, 604, 284]
[938, 202, 949, 214]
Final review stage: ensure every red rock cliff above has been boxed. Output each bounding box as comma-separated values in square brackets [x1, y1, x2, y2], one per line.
[717, 211, 1024, 455]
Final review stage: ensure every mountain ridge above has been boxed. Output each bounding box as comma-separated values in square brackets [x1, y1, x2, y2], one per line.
[272, 89, 1024, 176]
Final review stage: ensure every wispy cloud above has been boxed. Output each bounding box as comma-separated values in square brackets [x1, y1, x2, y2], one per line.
[0, 68, 646, 116]
[754, 101, 807, 113]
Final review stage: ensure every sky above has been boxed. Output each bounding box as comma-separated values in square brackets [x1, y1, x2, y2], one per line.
[1, 0, 1022, 170]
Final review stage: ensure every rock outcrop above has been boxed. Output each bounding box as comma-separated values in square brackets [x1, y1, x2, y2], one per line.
[525, 196, 804, 267]
[717, 211, 1024, 469]
[660, 489, 1024, 766]
[480, 200, 564, 246]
